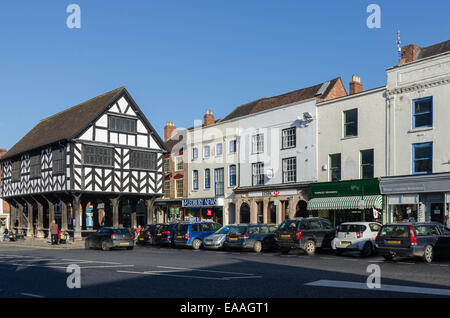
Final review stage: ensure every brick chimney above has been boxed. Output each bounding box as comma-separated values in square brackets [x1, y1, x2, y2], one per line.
[203, 109, 215, 127]
[398, 44, 420, 65]
[164, 121, 176, 141]
[0, 148, 6, 159]
[349, 75, 363, 95]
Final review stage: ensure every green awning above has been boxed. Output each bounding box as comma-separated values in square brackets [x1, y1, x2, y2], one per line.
[307, 195, 383, 210]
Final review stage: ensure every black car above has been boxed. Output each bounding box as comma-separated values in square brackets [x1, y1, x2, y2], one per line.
[154, 223, 179, 246]
[137, 224, 163, 245]
[224, 224, 278, 253]
[275, 217, 335, 255]
[376, 222, 450, 263]
[85, 227, 134, 251]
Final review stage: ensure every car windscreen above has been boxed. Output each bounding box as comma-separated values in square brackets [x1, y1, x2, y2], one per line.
[337, 224, 366, 232]
[379, 225, 409, 238]
[216, 226, 233, 235]
[229, 226, 247, 236]
[278, 220, 298, 231]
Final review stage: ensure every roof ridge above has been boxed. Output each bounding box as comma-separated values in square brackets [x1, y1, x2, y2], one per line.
[39, 86, 125, 124]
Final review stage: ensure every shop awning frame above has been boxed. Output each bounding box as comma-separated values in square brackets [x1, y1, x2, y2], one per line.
[307, 195, 383, 211]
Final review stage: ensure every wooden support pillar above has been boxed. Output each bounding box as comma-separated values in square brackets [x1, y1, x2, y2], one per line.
[61, 201, 68, 232]
[8, 202, 16, 230]
[93, 202, 99, 229]
[235, 198, 241, 224]
[263, 198, 269, 224]
[110, 197, 120, 228]
[145, 198, 155, 225]
[48, 200, 55, 231]
[250, 199, 257, 224]
[36, 199, 44, 238]
[26, 201, 34, 238]
[73, 194, 82, 241]
[131, 200, 137, 229]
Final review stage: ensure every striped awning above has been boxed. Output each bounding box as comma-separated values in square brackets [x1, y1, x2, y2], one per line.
[307, 195, 383, 210]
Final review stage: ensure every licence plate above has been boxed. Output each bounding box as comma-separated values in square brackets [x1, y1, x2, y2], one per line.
[139, 238, 144, 241]
[388, 240, 401, 245]
[342, 241, 351, 245]
[229, 238, 238, 241]
[120, 242, 129, 246]
[281, 235, 291, 238]
[157, 233, 162, 236]
[177, 236, 183, 238]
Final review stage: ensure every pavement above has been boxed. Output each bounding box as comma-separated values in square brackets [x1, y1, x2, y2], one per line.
[0, 238, 85, 249]
[0, 243, 449, 298]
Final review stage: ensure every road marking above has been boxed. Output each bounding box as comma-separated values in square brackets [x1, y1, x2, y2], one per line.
[397, 262, 416, 265]
[320, 257, 336, 260]
[117, 270, 229, 280]
[62, 259, 122, 265]
[20, 292, 44, 298]
[305, 280, 450, 296]
[77, 265, 135, 269]
[156, 266, 255, 276]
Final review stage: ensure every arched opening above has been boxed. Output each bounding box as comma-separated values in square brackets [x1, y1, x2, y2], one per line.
[295, 200, 309, 218]
[257, 202, 264, 224]
[268, 202, 276, 224]
[240, 203, 250, 224]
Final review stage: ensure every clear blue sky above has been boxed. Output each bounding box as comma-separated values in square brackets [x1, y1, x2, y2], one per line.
[1, 0, 449, 150]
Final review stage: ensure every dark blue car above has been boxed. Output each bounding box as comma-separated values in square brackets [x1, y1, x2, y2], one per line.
[173, 221, 222, 249]
[154, 223, 179, 247]
[376, 222, 450, 263]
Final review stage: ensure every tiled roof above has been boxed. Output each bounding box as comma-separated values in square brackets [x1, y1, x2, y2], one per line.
[417, 39, 450, 60]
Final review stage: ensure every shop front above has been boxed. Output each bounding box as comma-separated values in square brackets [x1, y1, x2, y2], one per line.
[182, 198, 224, 224]
[307, 179, 384, 226]
[154, 199, 185, 224]
[380, 172, 450, 225]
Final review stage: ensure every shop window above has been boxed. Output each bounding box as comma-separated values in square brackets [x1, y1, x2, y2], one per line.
[360, 149, 374, 179]
[329, 153, 341, 181]
[412, 142, 432, 174]
[413, 97, 432, 128]
[343, 109, 358, 137]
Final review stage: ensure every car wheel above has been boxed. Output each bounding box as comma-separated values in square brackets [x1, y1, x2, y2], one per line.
[192, 239, 202, 250]
[253, 241, 262, 253]
[101, 241, 110, 251]
[280, 248, 290, 255]
[334, 249, 343, 256]
[84, 240, 90, 249]
[383, 254, 394, 261]
[423, 245, 434, 263]
[127, 246, 134, 250]
[148, 237, 153, 245]
[360, 242, 373, 257]
[305, 240, 316, 256]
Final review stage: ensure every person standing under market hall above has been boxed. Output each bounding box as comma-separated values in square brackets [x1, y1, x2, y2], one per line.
[50, 220, 59, 245]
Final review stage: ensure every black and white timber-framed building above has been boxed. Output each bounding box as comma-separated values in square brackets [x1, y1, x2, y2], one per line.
[0, 87, 167, 240]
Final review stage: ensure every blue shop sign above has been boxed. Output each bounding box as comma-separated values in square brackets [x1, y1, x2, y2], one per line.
[182, 198, 219, 207]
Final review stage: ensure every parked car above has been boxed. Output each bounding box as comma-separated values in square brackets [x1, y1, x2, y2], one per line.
[137, 224, 163, 245]
[154, 223, 179, 247]
[203, 225, 236, 250]
[224, 224, 278, 253]
[275, 217, 335, 255]
[85, 227, 134, 251]
[173, 221, 222, 250]
[376, 222, 450, 263]
[332, 222, 382, 257]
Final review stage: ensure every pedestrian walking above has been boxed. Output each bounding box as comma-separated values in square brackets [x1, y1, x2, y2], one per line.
[50, 220, 59, 245]
[3, 228, 8, 241]
[445, 215, 450, 229]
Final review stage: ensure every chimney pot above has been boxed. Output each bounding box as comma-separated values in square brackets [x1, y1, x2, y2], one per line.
[203, 109, 215, 127]
[164, 121, 176, 140]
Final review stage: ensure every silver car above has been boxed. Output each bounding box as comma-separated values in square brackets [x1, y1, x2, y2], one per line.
[203, 225, 235, 250]
[332, 222, 382, 257]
